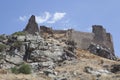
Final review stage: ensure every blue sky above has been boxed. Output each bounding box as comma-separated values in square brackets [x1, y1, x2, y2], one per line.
[0, 0, 120, 56]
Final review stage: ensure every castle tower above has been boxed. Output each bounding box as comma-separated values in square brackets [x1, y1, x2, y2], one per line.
[92, 25, 107, 45]
[23, 15, 39, 34]
[92, 25, 114, 54]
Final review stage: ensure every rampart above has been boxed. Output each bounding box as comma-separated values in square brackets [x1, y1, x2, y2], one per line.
[23, 15, 115, 58]
[39, 25, 114, 55]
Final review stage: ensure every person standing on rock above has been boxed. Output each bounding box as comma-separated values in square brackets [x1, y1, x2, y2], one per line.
[23, 41, 31, 62]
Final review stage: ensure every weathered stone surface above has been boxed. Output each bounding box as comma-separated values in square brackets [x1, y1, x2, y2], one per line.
[40, 26, 53, 34]
[22, 15, 116, 60]
[23, 15, 39, 34]
[84, 66, 111, 76]
[39, 25, 115, 60]
[88, 43, 116, 60]
[17, 36, 25, 41]
[111, 64, 120, 73]
[92, 25, 114, 54]
[5, 55, 23, 65]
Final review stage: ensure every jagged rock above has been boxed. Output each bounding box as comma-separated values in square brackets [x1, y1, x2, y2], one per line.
[88, 43, 116, 60]
[25, 34, 43, 42]
[5, 49, 23, 65]
[43, 69, 57, 78]
[84, 66, 111, 76]
[17, 36, 25, 41]
[23, 15, 39, 34]
[111, 64, 120, 73]
[66, 40, 76, 53]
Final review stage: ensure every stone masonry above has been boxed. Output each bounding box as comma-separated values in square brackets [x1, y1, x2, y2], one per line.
[23, 15, 115, 59]
[66, 25, 114, 54]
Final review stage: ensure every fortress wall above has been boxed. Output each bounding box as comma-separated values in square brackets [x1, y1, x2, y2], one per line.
[68, 30, 94, 49]
[53, 30, 67, 34]
[92, 25, 107, 45]
[106, 33, 114, 54]
[92, 25, 114, 54]
[39, 25, 114, 55]
[24, 15, 115, 58]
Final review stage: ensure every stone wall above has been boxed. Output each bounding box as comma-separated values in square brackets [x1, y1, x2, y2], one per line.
[66, 30, 94, 49]
[23, 15, 115, 58]
[92, 25, 114, 54]
[92, 25, 107, 45]
[106, 33, 114, 55]
[39, 25, 114, 55]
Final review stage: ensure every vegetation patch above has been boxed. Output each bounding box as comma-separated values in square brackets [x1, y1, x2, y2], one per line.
[12, 31, 26, 36]
[18, 63, 31, 74]
[0, 44, 6, 52]
[0, 35, 5, 40]
[11, 63, 31, 74]
[11, 66, 19, 74]
[13, 41, 22, 48]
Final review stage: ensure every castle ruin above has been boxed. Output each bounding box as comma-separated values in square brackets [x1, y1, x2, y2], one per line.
[23, 15, 115, 59]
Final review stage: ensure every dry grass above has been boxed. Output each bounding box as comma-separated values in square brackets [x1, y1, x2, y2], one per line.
[55, 49, 120, 80]
[0, 72, 51, 80]
[0, 49, 119, 80]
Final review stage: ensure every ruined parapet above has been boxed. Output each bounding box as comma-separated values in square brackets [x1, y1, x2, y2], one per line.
[40, 26, 53, 34]
[52, 30, 67, 40]
[92, 25, 107, 45]
[67, 29, 94, 49]
[66, 29, 74, 41]
[23, 15, 39, 34]
[40, 26, 53, 39]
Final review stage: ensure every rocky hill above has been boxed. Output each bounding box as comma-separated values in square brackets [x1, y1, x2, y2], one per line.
[0, 15, 119, 80]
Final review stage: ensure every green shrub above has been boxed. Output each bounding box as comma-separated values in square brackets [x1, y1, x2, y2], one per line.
[11, 64, 31, 74]
[13, 41, 22, 48]
[0, 35, 5, 40]
[11, 66, 19, 74]
[12, 31, 25, 36]
[0, 54, 5, 60]
[18, 63, 31, 74]
[0, 44, 6, 52]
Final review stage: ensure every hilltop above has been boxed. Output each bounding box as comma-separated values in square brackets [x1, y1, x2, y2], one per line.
[0, 15, 119, 80]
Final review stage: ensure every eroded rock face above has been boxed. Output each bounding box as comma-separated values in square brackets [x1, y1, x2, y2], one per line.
[23, 15, 39, 34]
[88, 43, 116, 60]
[111, 64, 120, 73]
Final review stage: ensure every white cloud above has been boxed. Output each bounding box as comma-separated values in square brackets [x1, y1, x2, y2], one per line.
[36, 12, 51, 24]
[86, 27, 92, 32]
[19, 12, 66, 24]
[19, 16, 27, 21]
[47, 12, 66, 23]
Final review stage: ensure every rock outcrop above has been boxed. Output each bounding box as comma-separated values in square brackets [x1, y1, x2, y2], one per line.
[0, 15, 120, 80]
[22, 15, 116, 60]
[23, 15, 39, 34]
[88, 43, 116, 60]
